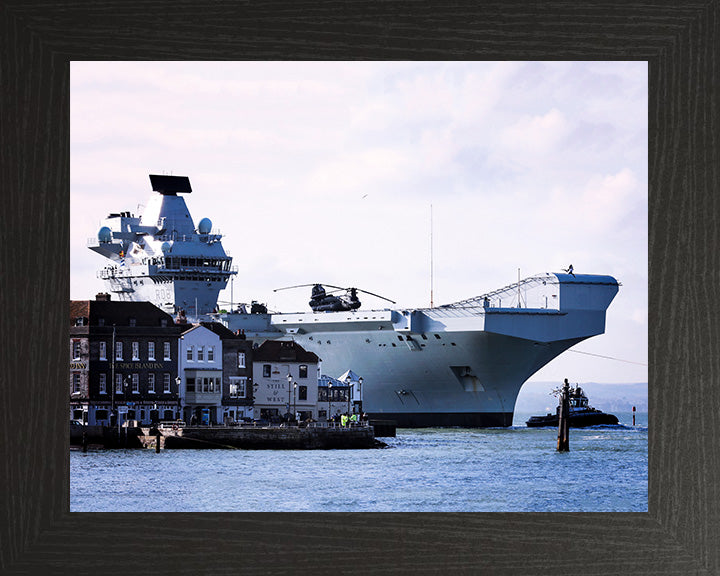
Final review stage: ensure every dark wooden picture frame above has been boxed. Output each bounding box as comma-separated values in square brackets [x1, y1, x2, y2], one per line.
[1, 2, 717, 574]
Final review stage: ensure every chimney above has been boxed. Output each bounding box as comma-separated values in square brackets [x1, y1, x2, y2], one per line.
[95, 292, 111, 301]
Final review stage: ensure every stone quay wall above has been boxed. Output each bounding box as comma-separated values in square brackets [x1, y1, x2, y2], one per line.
[140, 425, 385, 450]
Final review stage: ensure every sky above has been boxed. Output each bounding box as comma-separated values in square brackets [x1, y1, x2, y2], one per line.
[70, 61, 648, 385]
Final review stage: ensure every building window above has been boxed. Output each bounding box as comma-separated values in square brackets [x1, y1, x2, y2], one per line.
[148, 373, 156, 394]
[263, 364, 271, 378]
[132, 341, 140, 360]
[298, 385, 308, 401]
[132, 373, 139, 393]
[187, 346, 193, 361]
[237, 352, 246, 368]
[186, 377, 195, 392]
[229, 377, 247, 398]
[95, 409, 108, 420]
[99, 341, 107, 361]
[198, 346, 204, 361]
[98, 318, 105, 327]
[207, 346, 214, 362]
[299, 365, 308, 379]
[164, 342, 171, 360]
[115, 373, 123, 394]
[72, 373, 81, 394]
[99, 374, 107, 394]
[115, 341, 123, 360]
[163, 373, 171, 393]
[148, 341, 155, 361]
[72, 341, 81, 360]
[129, 317, 136, 327]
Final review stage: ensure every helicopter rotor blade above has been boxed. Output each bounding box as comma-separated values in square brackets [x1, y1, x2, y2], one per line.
[273, 284, 319, 292]
[351, 288, 396, 304]
[274, 283, 347, 293]
[273, 283, 396, 304]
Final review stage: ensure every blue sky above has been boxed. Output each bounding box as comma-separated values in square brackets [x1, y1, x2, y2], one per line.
[71, 61, 647, 384]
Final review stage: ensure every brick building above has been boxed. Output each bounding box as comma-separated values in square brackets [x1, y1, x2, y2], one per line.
[70, 294, 183, 426]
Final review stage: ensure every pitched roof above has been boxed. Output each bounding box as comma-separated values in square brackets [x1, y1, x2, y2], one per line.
[337, 369, 362, 383]
[70, 299, 176, 327]
[198, 321, 240, 339]
[253, 340, 319, 363]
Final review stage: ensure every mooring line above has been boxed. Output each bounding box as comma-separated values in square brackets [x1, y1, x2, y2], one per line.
[569, 349, 648, 366]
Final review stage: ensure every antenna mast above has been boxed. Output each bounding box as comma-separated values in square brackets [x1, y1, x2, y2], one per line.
[430, 204, 434, 308]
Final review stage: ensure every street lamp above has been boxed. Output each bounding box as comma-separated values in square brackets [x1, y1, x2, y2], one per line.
[358, 376, 363, 416]
[293, 382, 298, 423]
[286, 373, 292, 423]
[252, 381, 259, 421]
[120, 376, 130, 428]
[175, 376, 182, 422]
[345, 376, 351, 421]
[327, 383, 332, 425]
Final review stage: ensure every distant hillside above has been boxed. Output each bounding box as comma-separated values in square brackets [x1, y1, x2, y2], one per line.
[515, 381, 648, 414]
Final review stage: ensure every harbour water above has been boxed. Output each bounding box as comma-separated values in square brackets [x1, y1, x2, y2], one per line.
[70, 412, 647, 512]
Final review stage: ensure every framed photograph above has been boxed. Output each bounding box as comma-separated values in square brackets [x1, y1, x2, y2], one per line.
[2, 2, 715, 574]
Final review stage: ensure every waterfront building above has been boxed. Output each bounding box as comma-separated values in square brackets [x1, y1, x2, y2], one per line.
[317, 375, 349, 421]
[198, 323, 255, 423]
[69, 294, 183, 426]
[251, 341, 319, 422]
[178, 324, 224, 425]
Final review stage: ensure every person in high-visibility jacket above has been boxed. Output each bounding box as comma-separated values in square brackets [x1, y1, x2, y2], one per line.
[341, 414, 348, 427]
[350, 413, 358, 425]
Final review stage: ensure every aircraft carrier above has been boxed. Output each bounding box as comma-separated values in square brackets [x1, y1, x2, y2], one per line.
[87, 175, 620, 427]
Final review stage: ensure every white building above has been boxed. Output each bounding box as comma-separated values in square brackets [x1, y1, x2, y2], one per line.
[178, 324, 223, 425]
[252, 340, 320, 422]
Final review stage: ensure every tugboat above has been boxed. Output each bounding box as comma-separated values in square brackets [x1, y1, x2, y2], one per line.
[526, 384, 619, 428]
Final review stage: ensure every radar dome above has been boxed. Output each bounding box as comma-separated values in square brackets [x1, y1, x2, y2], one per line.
[161, 241, 172, 253]
[97, 226, 112, 243]
[198, 218, 212, 234]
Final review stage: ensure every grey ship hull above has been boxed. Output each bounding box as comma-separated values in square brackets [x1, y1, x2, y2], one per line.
[223, 273, 619, 427]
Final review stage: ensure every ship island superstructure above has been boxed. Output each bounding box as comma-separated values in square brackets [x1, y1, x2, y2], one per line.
[87, 175, 620, 427]
[88, 175, 237, 315]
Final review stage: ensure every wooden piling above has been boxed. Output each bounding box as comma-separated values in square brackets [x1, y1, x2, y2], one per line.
[155, 431, 161, 453]
[557, 379, 570, 452]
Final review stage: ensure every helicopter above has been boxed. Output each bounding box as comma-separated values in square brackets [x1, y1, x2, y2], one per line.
[273, 283, 396, 313]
